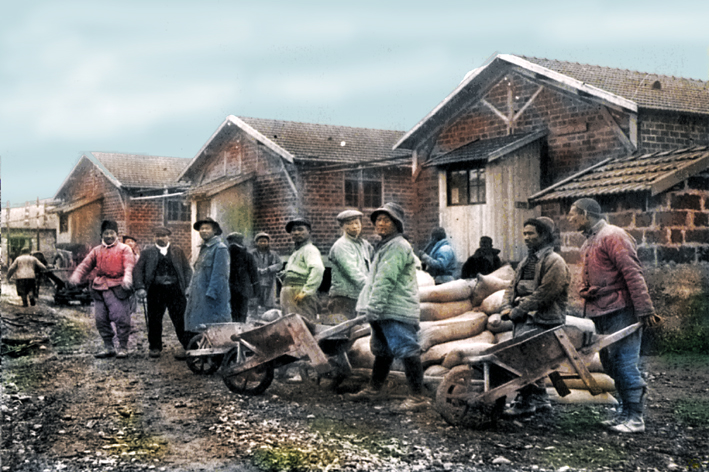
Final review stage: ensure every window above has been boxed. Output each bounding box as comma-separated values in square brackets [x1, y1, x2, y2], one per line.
[166, 198, 191, 222]
[447, 164, 486, 206]
[59, 214, 69, 233]
[344, 170, 382, 209]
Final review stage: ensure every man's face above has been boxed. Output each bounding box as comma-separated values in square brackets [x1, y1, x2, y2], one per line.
[480, 238, 492, 251]
[290, 224, 310, 244]
[567, 205, 590, 231]
[125, 239, 137, 251]
[154, 234, 170, 247]
[199, 223, 216, 241]
[256, 238, 270, 251]
[375, 214, 397, 238]
[342, 218, 362, 239]
[102, 229, 117, 245]
[523, 225, 543, 251]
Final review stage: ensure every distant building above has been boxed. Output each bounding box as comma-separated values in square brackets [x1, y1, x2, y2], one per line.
[1, 199, 58, 266]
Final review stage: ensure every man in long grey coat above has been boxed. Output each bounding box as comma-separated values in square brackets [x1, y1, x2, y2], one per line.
[184, 217, 230, 345]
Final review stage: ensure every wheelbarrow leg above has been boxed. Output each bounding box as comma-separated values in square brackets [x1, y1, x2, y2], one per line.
[283, 316, 331, 375]
[553, 330, 603, 396]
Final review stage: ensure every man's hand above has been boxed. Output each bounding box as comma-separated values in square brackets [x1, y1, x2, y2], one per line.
[499, 308, 512, 320]
[641, 313, 663, 328]
[136, 289, 147, 300]
[293, 291, 306, 303]
[508, 307, 525, 322]
[121, 281, 133, 291]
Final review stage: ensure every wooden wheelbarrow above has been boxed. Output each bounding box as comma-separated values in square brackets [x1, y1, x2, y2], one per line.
[434, 322, 642, 428]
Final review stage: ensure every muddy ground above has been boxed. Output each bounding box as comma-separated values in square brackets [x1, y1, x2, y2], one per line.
[2, 283, 708, 472]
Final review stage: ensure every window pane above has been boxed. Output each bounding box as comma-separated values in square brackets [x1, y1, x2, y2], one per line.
[448, 170, 468, 205]
[344, 179, 358, 207]
[362, 180, 382, 208]
[167, 198, 190, 222]
[469, 168, 485, 204]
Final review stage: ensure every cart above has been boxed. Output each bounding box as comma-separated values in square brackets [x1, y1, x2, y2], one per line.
[185, 313, 365, 395]
[434, 322, 642, 429]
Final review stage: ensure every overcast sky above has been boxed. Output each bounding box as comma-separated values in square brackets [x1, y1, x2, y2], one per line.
[2, 1, 708, 206]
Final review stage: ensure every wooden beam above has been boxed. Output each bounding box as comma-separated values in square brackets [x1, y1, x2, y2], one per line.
[513, 86, 544, 122]
[599, 106, 636, 153]
[481, 99, 509, 124]
[650, 152, 709, 196]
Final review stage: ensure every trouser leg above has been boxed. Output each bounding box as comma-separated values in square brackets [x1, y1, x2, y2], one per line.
[403, 356, 424, 395]
[102, 289, 132, 349]
[164, 286, 187, 349]
[371, 356, 393, 391]
[94, 292, 116, 348]
[147, 286, 169, 351]
[230, 291, 249, 323]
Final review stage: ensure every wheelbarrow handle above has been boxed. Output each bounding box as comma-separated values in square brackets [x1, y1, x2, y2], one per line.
[314, 315, 368, 342]
[579, 322, 642, 355]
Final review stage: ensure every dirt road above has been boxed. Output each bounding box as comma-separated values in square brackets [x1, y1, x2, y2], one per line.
[2, 284, 708, 472]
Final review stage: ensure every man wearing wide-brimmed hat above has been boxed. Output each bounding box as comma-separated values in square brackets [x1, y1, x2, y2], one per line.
[133, 226, 192, 359]
[327, 209, 372, 320]
[70, 220, 136, 359]
[347, 203, 428, 412]
[280, 217, 324, 321]
[250, 232, 282, 318]
[183, 217, 231, 344]
[499, 216, 570, 417]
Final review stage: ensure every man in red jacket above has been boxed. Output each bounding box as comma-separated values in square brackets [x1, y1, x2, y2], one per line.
[70, 220, 136, 359]
[568, 198, 661, 433]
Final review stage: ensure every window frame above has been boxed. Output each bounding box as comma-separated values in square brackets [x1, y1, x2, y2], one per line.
[165, 197, 191, 223]
[446, 162, 487, 206]
[344, 169, 383, 209]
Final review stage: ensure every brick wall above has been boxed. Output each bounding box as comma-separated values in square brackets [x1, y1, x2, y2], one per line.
[551, 172, 709, 266]
[638, 111, 709, 153]
[125, 199, 192, 260]
[413, 166, 441, 249]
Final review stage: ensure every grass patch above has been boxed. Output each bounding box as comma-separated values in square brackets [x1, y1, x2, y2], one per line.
[308, 417, 408, 458]
[655, 295, 709, 355]
[51, 316, 91, 348]
[537, 442, 627, 469]
[253, 443, 340, 472]
[674, 399, 709, 428]
[555, 406, 604, 433]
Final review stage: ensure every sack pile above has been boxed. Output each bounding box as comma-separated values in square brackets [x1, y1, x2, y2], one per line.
[347, 264, 616, 404]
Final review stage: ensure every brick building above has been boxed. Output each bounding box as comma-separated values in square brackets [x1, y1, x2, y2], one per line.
[394, 54, 709, 266]
[52, 152, 192, 258]
[177, 115, 413, 258]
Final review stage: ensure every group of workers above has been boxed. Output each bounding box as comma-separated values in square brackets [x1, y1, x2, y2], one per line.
[7, 196, 660, 431]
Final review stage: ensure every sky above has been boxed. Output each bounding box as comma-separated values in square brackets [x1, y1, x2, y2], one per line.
[2, 0, 708, 207]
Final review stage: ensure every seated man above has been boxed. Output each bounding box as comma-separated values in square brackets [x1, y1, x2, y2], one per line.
[461, 236, 502, 279]
[420, 227, 457, 284]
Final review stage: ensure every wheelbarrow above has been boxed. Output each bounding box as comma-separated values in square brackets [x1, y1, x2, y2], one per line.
[434, 322, 642, 429]
[184, 314, 365, 395]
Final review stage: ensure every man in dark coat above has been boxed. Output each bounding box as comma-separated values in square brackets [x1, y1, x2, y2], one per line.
[133, 227, 193, 359]
[226, 232, 260, 323]
[461, 236, 502, 279]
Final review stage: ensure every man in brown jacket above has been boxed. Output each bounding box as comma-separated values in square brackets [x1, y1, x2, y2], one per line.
[500, 217, 570, 417]
[7, 248, 47, 307]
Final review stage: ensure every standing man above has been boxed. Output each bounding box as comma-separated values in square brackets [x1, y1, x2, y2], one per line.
[420, 227, 457, 284]
[328, 210, 373, 320]
[184, 217, 231, 345]
[280, 218, 325, 321]
[250, 232, 282, 318]
[69, 220, 136, 358]
[348, 203, 427, 412]
[568, 198, 660, 434]
[7, 248, 47, 307]
[500, 217, 570, 416]
[122, 235, 141, 261]
[133, 227, 192, 359]
[225, 232, 259, 323]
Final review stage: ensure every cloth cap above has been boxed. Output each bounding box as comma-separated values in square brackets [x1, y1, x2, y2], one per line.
[193, 217, 223, 235]
[572, 198, 604, 218]
[226, 232, 245, 245]
[336, 209, 363, 224]
[370, 202, 405, 233]
[122, 235, 137, 243]
[285, 218, 312, 233]
[524, 217, 556, 240]
[254, 232, 271, 242]
[153, 226, 172, 236]
[101, 220, 119, 234]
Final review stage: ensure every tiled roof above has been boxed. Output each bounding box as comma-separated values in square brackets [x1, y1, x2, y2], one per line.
[239, 117, 411, 164]
[520, 56, 709, 115]
[530, 146, 709, 202]
[425, 131, 546, 167]
[91, 152, 191, 189]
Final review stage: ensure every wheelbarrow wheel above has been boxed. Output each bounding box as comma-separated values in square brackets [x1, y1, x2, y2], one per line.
[435, 364, 504, 429]
[185, 333, 222, 375]
[221, 343, 274, 395]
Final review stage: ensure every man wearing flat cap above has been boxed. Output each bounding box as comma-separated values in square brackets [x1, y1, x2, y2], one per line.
[348, 203, 428, 412]
[184, 217, 231, 345]
[133, 227, 192, 359]
[250, 232, 282, 318]
[327, 210, 373, 320]
[500, 216, 570, 417]
[568, 198, 660, 434]
[280, 218, 324, 321]
[225, 232, 259, 323]
[70, 220, 136, 359]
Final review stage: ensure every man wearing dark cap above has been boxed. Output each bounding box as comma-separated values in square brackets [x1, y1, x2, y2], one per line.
[461, 236, 502, 279]
[569, 198, 660, 433]
[133, 227, 192, 358]
[184, 217, 231, 343]
[500, 216, 570, 417]
[70, 220, 136, 358]
[348, 203, 428, 412]
[122, 235, 141, 261]
[328, 210, 373, 320]
[250, 232, 282, 318]
[225, 232, 259, 323]
[280, 218, 324, 321]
